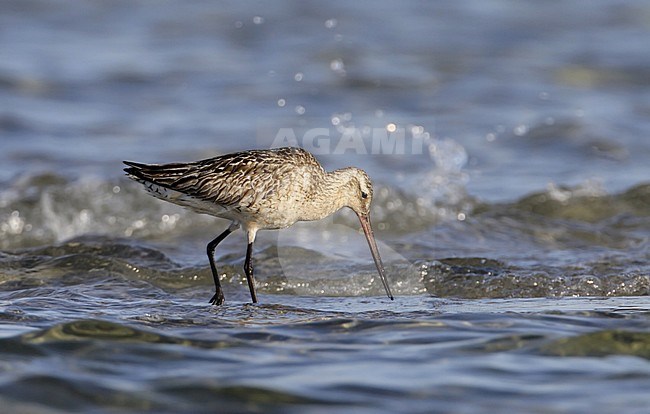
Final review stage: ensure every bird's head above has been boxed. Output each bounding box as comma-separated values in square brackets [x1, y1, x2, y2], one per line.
[343, 167, 374, 216]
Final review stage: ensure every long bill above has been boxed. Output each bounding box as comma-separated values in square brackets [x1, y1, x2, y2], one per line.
[357, 213, 394, 300]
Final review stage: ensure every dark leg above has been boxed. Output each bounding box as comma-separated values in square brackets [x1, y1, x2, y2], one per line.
[244, 242, 258, 303]
[207, 226, 235, 306]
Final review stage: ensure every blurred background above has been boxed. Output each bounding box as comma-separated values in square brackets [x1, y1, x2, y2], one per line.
[1, 3, 647, 220]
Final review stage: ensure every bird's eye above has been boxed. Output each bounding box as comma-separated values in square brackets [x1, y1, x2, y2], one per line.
[361, 191, 368, 199]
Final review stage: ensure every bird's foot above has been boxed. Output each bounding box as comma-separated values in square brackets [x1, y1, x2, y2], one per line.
[209, 290, 225, 306]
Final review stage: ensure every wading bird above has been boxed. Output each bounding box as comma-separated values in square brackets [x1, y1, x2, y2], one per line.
[124, 147, 393, 305]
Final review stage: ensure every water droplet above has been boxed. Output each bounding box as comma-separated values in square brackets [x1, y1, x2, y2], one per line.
[6, 210, 25, 234]
[295, 105, 306, 115]
[325, 18, 338, 29]
[294, 72, 303, 82]
[513, 124, 528, 136]
[253, 16, 264, 25]
[410, 125, 424, 135]
[277, 98, 286, 107]
[330, 59, 345, 75]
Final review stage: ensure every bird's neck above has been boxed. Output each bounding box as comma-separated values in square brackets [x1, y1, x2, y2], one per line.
[302, 169, 353, 221]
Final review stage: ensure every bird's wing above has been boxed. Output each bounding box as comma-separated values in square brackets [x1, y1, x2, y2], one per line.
[124, 147, 319, 208]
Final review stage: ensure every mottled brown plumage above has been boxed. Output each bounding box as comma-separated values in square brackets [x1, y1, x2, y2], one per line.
[124, 147, 393, 305]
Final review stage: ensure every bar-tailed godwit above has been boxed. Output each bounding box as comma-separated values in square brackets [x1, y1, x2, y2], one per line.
[123, 147, 393, 305]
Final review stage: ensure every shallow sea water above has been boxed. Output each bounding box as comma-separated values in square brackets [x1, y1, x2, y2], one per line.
[1, 1, 650, 413]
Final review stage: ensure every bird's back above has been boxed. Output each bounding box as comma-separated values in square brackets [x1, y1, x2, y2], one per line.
[124, 147, 325, 226]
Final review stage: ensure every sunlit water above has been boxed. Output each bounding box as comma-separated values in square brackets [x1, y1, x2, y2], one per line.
[1, 1, 650, 413]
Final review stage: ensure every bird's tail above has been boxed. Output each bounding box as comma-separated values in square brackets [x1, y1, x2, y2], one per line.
[123, 161, 194, 187]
